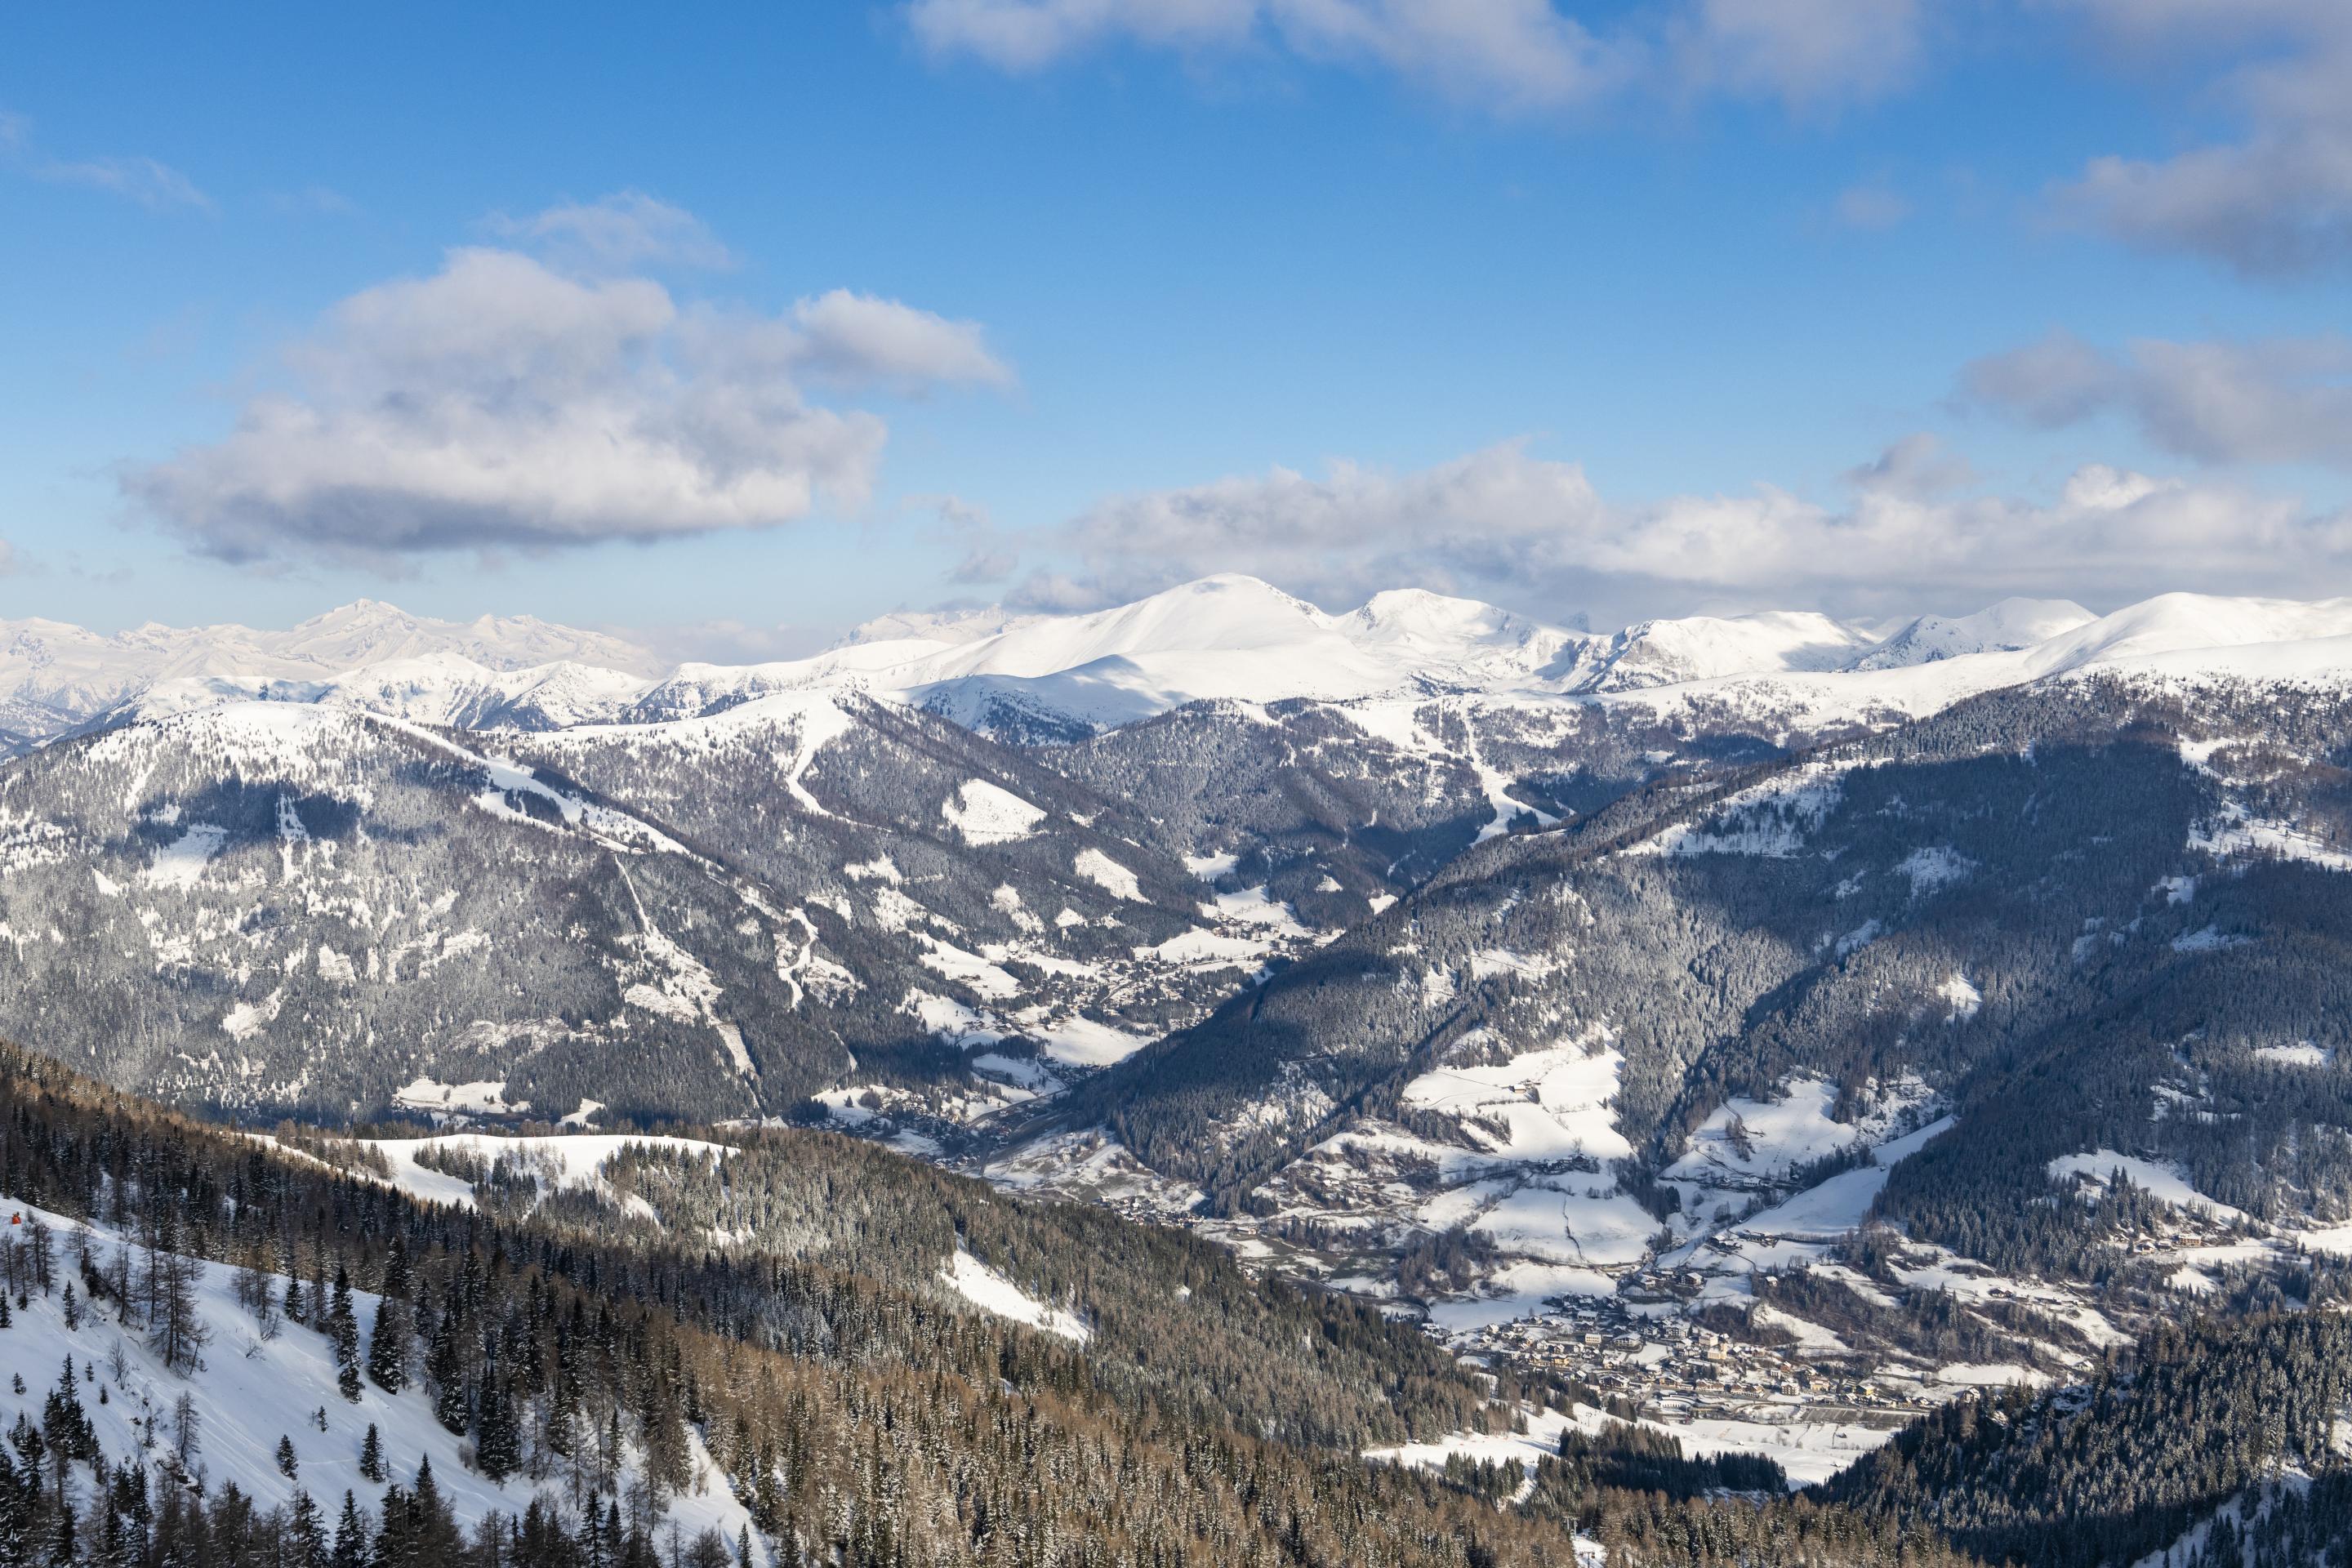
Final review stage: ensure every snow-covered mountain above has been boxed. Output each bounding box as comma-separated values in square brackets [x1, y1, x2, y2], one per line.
[31, 579, 2352, 759]
[0, 687, 1308, 1124]
[1568, 609, 1872, 691]
[0, 601, 661, 747]
[1847, 597, 2096, 670]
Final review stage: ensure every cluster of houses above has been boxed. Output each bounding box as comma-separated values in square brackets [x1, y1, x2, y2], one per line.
[1457, 1298, 1935, 1419]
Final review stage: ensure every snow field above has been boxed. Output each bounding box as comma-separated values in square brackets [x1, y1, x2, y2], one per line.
[937, 1250, 1090, 1343]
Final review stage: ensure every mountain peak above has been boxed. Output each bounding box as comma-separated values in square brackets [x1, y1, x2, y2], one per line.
[1850, 597, 2096, 670]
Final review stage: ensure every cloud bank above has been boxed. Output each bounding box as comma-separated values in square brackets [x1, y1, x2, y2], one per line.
[996, 437, 2352, 622]
[2049, 0, 2352, 277]
[1967, 331, 2352, 470]
[906, 0, 1927, 114]
[124, 195, 1012, 563]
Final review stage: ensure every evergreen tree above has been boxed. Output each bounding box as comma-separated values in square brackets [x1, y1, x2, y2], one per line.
[329, 1491, 368, 1568]
[328, 1265, 361, 1403]
[367, 1296, 408, 1394]
[368, 1232, 412, 1392]
[277, 1434, 299, 1479]
[40, 1360, 94, 1463]
[428, 1307, 469, 1435]
[476, 1375, 520, 1483]
[359, 1423, 386, 1484]
[287, 1488, 328, 1568]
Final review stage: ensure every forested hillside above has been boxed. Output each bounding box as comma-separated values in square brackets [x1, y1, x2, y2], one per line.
[0, 1039, 1612, 1566]
[0, 693, 1295, 1129]
[1825, 1312, 2352, 1568]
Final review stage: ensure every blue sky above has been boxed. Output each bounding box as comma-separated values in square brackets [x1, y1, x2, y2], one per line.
[5, 1, 2350, 655]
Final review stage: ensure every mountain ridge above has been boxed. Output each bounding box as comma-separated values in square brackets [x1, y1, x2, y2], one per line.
[29, 579, 2352, 757]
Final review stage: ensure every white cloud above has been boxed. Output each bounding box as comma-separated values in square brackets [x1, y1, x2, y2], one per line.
[1008, 437, 2352, 621]
[1967, 330, 2352, 469]
[123, 206, 1012, 563]
[1, 111, 211, 212]
[906, 0, 1926, 114]
[2048, 1, 2352, 276]
[786, 290, 1014, 391]
[1670, 0, 1926, 112]
[483, 189, 735, 272]
[908, 0, 1263, 72]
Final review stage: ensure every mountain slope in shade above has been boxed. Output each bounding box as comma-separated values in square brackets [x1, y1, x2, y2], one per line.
[0, 688, 1301, 1123]
[1022, 665, 2352, 1369]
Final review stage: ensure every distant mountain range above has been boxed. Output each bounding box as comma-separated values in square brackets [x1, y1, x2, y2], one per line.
[0, 598, 662, 750]
[24, 577, 2352, 758]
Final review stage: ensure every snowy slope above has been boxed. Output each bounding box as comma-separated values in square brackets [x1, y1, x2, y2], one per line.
[107, 655, 660, 733]
[1570, 611, 1871, 692]
[0, 1193, 753, 1544]
[1588, 591, 2352, 739]
[1849, 598, 2096, 670]
[2022, 591, 2352, 676]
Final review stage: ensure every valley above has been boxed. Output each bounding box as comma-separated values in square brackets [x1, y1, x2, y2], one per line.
[12, 577, 2352, 1561]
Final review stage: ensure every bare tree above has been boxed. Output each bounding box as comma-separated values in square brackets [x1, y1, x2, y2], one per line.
[146, 1250, 211, 1374]
[23, 1217, 53, 1296]
[107, 1245, 134, 1325]
[172, 1391, 202, 1468]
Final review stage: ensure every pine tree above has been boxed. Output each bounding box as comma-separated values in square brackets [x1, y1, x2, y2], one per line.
[359, 1423, 385, 1484]
[287, 1489, 327, 1568]
[547, 1325, 581, 1458]
[41, 1360, 95, 1463]
[330, 1491, 368, 1568]
[476, 1375, 520, 1483]
[47, 1484, 73, 1566]
[367, 1232, 411, 1393]
[429, 1310, 469, 1435]
[407, 1457, 461, 1564]
[329, 1266, 361, 1403]
[277, 1435, 299, 1479]
[366, 1297, 407, 1394]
